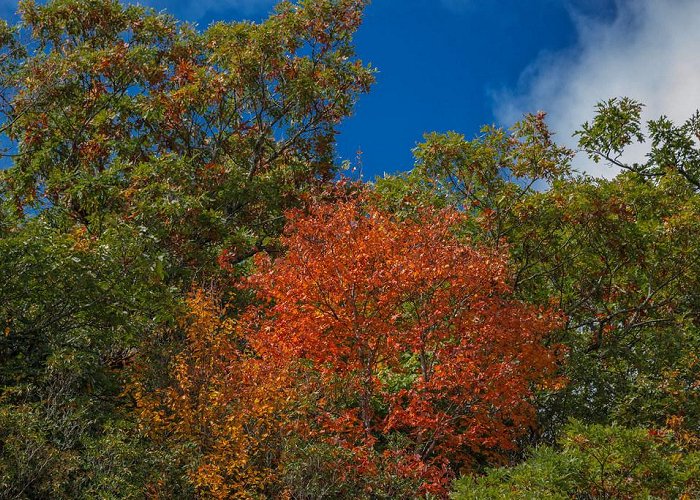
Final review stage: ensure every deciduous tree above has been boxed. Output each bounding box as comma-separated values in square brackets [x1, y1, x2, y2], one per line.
[237, 192, 562, 494]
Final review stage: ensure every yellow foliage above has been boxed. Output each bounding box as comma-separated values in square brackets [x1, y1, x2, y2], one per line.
[134, 289, 290, 498]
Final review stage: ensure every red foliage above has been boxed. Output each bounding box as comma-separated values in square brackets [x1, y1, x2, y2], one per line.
[240, 192, 562, 493]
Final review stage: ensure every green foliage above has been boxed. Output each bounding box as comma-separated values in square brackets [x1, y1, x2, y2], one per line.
[451, 421, 700, 499]
[577, 97, 700, 190]
[0, 0, 372, 495]
[377, 113, 573, 246]
[0, 211, 180, 496]
[377, 108, 700, 438]
[0, 0, 697, 494]
[512, 172, 700, 432]
[576, 97, 646, 168]
[2, 0, 373, 275]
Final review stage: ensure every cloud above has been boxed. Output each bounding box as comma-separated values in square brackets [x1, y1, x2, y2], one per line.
[493, 0, 700, 177]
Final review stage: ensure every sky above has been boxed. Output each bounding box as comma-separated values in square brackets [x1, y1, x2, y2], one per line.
[2, 0, 699, 178]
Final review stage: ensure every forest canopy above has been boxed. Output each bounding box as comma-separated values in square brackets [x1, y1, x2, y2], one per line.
[0, 0, 698, 498]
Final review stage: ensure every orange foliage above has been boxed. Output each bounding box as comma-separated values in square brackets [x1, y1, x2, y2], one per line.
[138, 192, 562, 497]
[135, 290, 291, 499]
[239, 192, 562, 494]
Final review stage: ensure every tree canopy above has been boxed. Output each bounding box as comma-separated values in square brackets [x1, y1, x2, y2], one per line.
[0, 1, 698, 498]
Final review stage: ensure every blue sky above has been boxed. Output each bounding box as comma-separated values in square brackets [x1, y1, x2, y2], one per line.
[140, 0, 621, 177]
[3, 0, 699, 178]
[333, 0, 607, 176]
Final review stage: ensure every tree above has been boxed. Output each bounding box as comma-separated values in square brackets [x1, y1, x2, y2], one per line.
[377, 107, 700, 438]
[232, 191, 562, 495]
[376, 102, 700, 498]
[0, 208, 183, 497]
[451, 421, 700, 499]
[134, 289, 293, 498]
[1, 0, 373, 275]
[507, 171, 700, 433]
[577, 97, 700, 191]
[375, 113, 573, 248]
[0, 0, 372, 495]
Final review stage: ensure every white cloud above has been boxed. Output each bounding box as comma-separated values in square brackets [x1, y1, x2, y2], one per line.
[493, 0, 700, 178]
